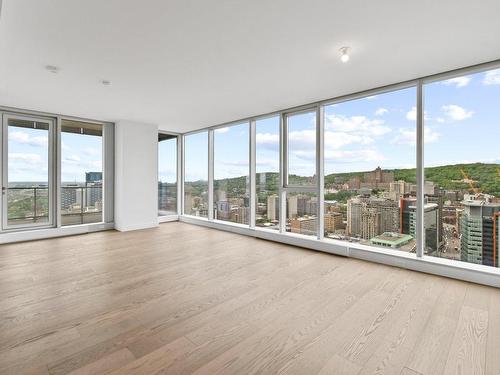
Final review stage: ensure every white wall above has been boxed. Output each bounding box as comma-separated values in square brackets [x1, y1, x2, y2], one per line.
[115, 120, 158, 231]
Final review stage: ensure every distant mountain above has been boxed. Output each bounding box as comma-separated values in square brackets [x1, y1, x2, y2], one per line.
[326, 163, 500, 197]
[186, 163, 500, 198]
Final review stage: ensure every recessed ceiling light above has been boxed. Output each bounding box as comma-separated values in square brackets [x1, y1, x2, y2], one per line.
[45, 65, 60, 74]
[339, 47, 350, 63]
[101, 79, 111, 86]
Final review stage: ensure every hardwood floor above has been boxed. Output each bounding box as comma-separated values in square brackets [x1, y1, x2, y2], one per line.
[0, 222, 499, 375]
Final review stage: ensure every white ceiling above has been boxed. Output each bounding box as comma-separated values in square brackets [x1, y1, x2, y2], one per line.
[1, 0, 500, 133]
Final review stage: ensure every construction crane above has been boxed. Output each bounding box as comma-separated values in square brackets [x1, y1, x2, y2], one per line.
[460, 168, 480, 194]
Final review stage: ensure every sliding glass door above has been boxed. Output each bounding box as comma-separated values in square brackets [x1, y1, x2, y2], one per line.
[2, 113, 55, 230]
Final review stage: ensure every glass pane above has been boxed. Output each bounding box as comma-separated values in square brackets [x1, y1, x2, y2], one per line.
[323, 87, 417, 253]
[7, 118, 50, 226]
[287, 192, 317, 237]
[158, 134, 177, 216]
[184, 132, 209, 217]
[424, 68, 500, 268]
[287, 111, 316, 186]
[61, 120, 103, 226]
[256, 116, 280, 230]
[214, 123, 249, 225]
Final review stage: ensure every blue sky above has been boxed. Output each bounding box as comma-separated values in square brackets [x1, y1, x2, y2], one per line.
[8, 127, 102, 183]
[158, 138, 177, 183]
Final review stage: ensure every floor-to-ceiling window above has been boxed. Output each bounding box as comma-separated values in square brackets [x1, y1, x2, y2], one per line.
[181, 61, 500, 281]
[60, 120, 103, 226]
[213, 122, 249, 224]
[322, 87, 417, 251]
[158, 133, 177, 216]
[255, 116, 280, 230]
[284, 110, 318, 237]
[423, 68, 500, 267]
[3, 114, 53, 229]
[1, 112, 112, 233]
[184, 131, 209, 217]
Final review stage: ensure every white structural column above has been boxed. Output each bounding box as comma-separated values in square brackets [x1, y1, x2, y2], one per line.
[115, 120, 158, 231]
[249, 120, 256, 228]
[317, 105, 324, 240]
[176, 135, 182, 216]
[279, 113, 286, 233]
[208, 129, 214, 221]
[416, 81, 425, 257]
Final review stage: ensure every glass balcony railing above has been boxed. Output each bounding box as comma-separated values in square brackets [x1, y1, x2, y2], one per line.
[6, 186, 103, 226]
[61, 186, 103, 225]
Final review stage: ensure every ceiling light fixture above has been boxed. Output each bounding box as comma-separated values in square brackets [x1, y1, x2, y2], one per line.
[339, 47, 350, 63]
[45, 65, 60, 74]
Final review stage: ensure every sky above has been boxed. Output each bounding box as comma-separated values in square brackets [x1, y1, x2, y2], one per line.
[158, 138, 177, 183]
[8, 126, 102, 183]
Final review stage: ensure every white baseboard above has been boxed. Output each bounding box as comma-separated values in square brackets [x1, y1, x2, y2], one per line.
[114, 221, 159, 232]
[0, 222, 114, 244]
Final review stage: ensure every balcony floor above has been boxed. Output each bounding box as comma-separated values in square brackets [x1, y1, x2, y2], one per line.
[0, 222, 498, 375]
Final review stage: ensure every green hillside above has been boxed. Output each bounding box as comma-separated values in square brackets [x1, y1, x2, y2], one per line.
[327, 163, 500, 197]
[187, 163, 500, 199]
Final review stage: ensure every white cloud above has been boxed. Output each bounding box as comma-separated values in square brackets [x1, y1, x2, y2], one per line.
[406, 107, 416, 121]
[64, 154, 81, 162]
[406, 107, 430, 121]
[215, 127, 229, 133]
[365, 95, 378, 100]
[288, 129, 316, 147]
[443, 76, 471, 88]
[324, 149, 385, 163]
[325, 114, 391, 136]
[392, 127, 440, 145]
[442, 104, 473, 121]
[375, 108, 388, 116]
[256, 132, 279, 145]
[8, 153, 42, 163]
[84, 147, 101, 157]
[436, 117, 445, 123]
[10, 131, 48, 147]
[483, 69, 500, 85]
[324, 131, 373, 151]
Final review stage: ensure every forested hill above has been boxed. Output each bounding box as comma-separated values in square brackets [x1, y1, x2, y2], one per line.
[186, 163, 499, 198]
[325, 163, 500, 197]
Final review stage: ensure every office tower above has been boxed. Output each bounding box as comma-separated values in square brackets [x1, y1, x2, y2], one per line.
[407, 202, 440, 254]
[347, 196, 399, 239]
[324, 212, 344, 232]
[460, 199, 500, 267]
[267, 194, 279, 221]
[288, 195, 298, 219]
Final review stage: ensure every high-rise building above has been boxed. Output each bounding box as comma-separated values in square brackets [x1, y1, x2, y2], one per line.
[324, 212, 344, 232]
[266, 194, 279, 221]
[407, 202, 440, 254]
[347, 196, 399, 239]
[361, 167, 394, 190]
[85, 172, 102, 183]
[288, 195, 298, 219]
[460, 199, 500, 267]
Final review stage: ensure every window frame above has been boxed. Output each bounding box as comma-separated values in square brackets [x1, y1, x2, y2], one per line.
[157, 131, 181, 220]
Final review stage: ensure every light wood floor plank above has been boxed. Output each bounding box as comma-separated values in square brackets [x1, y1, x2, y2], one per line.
[0, 222, 497, 375]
